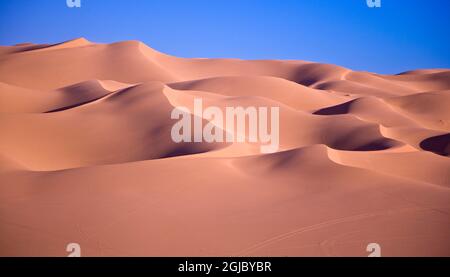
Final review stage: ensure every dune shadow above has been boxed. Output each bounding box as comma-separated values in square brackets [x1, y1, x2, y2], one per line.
[352, 139, 398, 151]
[313, 101, 352, 115]
[420, 133, 450, 156]
[159, 143, 229, 159]
[11, 44, 52, 53]
[45, 93, 110, 113]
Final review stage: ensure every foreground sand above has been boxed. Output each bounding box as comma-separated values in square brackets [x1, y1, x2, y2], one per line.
[0, 38, 449, 256]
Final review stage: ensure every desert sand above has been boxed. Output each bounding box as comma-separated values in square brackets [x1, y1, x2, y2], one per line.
[0, 38, 449, 256]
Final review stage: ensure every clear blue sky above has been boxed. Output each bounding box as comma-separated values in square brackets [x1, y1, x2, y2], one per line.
[0, 0, 449, 74]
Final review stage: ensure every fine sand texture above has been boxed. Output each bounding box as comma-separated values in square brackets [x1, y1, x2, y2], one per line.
[0, 39, 449, 256]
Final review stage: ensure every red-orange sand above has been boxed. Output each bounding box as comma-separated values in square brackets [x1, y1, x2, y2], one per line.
[0, 39, 449, 256]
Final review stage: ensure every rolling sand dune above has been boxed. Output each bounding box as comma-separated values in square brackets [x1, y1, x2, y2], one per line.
[0, 38, 449, 257]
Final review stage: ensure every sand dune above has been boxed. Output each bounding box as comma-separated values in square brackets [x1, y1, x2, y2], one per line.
[0, 38, 449, 257]
[0, 80, 132, 113]
[168, 75, 349, 112]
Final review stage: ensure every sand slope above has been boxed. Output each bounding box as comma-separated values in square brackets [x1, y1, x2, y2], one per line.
[0, 38, 449, 256]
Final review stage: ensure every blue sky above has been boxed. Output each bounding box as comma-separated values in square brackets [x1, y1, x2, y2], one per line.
[0, 0, 449, 74]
